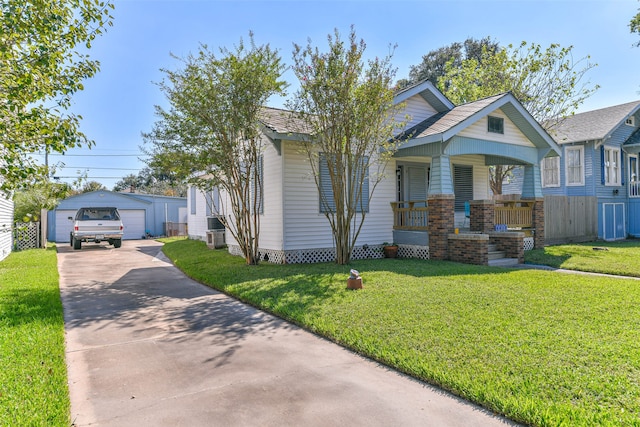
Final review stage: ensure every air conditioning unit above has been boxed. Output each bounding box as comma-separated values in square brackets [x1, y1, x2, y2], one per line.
[206, 230, 225, 249]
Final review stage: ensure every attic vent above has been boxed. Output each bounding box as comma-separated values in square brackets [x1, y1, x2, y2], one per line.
[626, 117, 636, 126]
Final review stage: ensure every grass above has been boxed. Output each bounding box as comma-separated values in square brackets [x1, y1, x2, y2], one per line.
[525, 239, 640, 277]
[0, 245, 70, 426]
[162, 238, 640, 427]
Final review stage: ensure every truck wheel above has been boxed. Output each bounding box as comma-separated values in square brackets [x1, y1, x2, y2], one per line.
[73, 237, 82, 250]
[113, 239, 122, 248]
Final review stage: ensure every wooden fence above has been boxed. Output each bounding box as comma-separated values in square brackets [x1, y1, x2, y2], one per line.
[544, 195, 598, 245]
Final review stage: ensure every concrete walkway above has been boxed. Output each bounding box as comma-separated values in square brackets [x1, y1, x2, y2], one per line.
[59, 240, 517, 426]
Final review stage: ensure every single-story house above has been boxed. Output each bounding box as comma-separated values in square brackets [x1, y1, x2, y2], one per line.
[0, 191, 13, 261]
[540, 100, 640, 241]
[48, 190, 187, 242]
[189, 80, 561, 265]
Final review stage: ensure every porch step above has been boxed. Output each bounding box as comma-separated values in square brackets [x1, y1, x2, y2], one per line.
[488, 244, 506, 260]
[488, 257, 520, 267]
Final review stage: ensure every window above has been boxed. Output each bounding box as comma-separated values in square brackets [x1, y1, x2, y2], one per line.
[488, 116, 504, 134]
[190, 187, 197, 214]
[626, 116, 636, 126]
[205, 188, 219, 216]
[603, 146, 621, 186]
[565, 146, 584, 186]
[319, 153, 369, 213]
[541, 156, 560, 188]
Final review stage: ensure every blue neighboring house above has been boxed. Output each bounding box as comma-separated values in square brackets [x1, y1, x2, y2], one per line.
[541, 100, 640, 241]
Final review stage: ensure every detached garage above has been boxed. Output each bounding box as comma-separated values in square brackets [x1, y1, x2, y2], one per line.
[48, 190, 186, 243]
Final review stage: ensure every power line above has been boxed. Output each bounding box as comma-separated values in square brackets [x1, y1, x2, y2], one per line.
[56, 167, 142, 171]
[54, 176, 131, 179]
[47, 154, 147, 157]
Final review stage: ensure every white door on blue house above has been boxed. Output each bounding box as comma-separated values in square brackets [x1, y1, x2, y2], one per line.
[603, 203, 625, 241]
[629, 155, 639, 196]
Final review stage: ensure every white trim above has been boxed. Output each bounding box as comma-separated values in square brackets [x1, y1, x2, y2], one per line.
[541, 156, 560, 188]
[603, 145, 621, 186]
[565, 146, 585, 186]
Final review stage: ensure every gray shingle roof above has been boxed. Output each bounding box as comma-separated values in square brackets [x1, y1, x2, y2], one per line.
[400, 93, 508, 140]
[550, 100, 640, 144]
[259, 107, 310, 134]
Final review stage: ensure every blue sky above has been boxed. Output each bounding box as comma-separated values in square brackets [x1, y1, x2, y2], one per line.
[46, 0, 640, 189]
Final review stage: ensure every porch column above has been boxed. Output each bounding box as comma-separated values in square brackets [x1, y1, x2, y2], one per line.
[427, 154, 455, 260]
[521, 164, 543, 198]
[470, 199, 495, 233]
[523, 197, 545, 248]
[428, 194, 455, 260]
[428, 154, 454, 195]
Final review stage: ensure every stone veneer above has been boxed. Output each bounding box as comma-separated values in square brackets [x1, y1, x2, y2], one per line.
[469, 200, 495, 233]
[427, 194, 455, 260]
[448, 233, 489, 265]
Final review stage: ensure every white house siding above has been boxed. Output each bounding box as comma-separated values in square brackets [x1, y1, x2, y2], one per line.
[396, 95, 439, 130]
[187, 188, 208, 241]
[256, 139, 284, 250]
[0, 195, 13, 261]
[281, 141, 394, 251]
[459, 108, 533, 147]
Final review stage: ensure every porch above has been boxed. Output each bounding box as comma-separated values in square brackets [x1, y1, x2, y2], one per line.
[390, 199, 535, 233]
[389, 198, 541, 265]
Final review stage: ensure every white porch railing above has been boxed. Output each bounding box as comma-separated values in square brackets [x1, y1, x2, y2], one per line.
[630, 181, 640, 197]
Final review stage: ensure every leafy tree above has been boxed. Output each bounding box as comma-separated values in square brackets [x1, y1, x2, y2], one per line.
[438, 42, 598, 194]
[112, 174, 141, 193]
[288, 27, 406, 265]
[112, 167, 186, 196]
[631, 6, 640, 46]
[144, 34, 287, 265]
[0, 0, 114, 192]
[79, 180, 107, 193]
[13, 181, 72, 222]
[396, 37, 499, 89]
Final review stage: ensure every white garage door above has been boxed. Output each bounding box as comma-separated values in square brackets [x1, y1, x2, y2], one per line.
[55, 210, 76, 243]
[55, 209, 146, 242]
[119, 210, 146, 240]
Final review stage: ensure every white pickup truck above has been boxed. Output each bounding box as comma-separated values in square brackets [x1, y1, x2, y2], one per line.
[69, 207, 124, 250]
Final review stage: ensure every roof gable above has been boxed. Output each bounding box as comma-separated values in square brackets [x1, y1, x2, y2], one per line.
[57, 190, 152, 209]
[399, 92, 559, 153]
[550, 100, 640, 144]
[393, 80, 454, 113]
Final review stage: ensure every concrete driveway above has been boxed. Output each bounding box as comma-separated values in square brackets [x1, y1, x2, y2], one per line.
[59, 240, 517, 426]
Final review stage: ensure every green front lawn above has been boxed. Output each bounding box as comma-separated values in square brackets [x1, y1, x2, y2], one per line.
[525, 239, 640, 277]
[0, 246, 70, 426]
[163, 239, 640, 427]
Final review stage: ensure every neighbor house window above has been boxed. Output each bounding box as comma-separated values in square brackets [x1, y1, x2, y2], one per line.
[190, 187, 197, 214]
[565, 146, 584, 186]
[488, 116, 504, 134]
[626, 116, 636, 127]
[604, 146, 621, 186]
[319, 153, 369, 213]
[541, 156, 560, 188]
